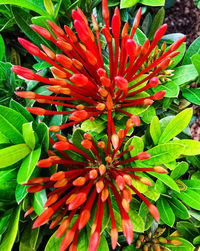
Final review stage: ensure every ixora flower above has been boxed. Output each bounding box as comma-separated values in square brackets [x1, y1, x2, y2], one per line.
[12, 0, 185, 132]
[24, 116, 167, 251]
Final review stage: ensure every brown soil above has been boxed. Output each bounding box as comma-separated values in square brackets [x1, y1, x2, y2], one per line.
[165, 0, 200, 141]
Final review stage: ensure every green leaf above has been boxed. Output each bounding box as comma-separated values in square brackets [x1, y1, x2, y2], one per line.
[0, 0, 47, 15]
[10, 99, 33, 122]
[170, 43, 186, 68]
[19, 223, 40, 251]
[0, 209, 13, 235]
[123, 245, 138, 251]
[139, 143, 185, 166]
[97, 234, 109, 251]
[122, 92, 150, 115]
[168, 197, 189, 220]
[182, 180, 200, 191]
[193, 235, 200, 245]
[170, 162, 188, 180]
[0, 205, 21, 251]
[17, 147, 41, 184]
[15, 184, 28, 204]
[81, 118, 105, 134]
[158, 108, 193, 144]
[0, 34, 5, 61]
[134, 28, 147, 45]
[33, 190, 47, 215]
[150, 116, 161, 145]
[44, 0, 54, 16]
[148, 8, 165, 40]
[129, 210, 145, 232]
[11, 6, 52, 49]
[177, 221, 199, 241]
[152, 81, 179, 98]
[174, 189, 200, 210]
[170, 65, 198, 86]
[120, 0, 140, 8]
[0, 105, 28, 144]
[0, 167, 18, 201]
[139, 0, 165, 6]
[191, 53, 200, 75]
[140, 106, 156, 124]
[148, 172, 180, 191]
[35, 122, 49, 152]
[22, 122, 36, 150]
[0, 144, 31, 168]
[156, 197, 175, 226]
[144, 186, 160, 200]
[130, 136, 144, 157]
[181, 88, 200, 105]
[165, 237, 194, 251]
[170, 139, 200, 155]
[183, 36, 200, 65]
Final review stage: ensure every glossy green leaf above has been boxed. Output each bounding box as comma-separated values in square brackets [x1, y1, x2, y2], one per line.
[0, 105, 28, 144]
[171, 65, 198, 86]
[33, 190, 47, 215]
[134, 28, 147, 45]
[0, 0, 47, 15]
[182, 180, 200, 191]
[144, 186, 160, 200]
[140, 106, 156, 124]
[35, 122, 49, 152]
[155, 179, 166, 193]
[148, 8, 165, 40]
[193, 235, 200, 245]
[130, 136, 144, 157]
[0, 205, 21, 251]
[156, 197, 175, 226]
[22, 122, 35, 150]
[129, 210, 145, 232]
[0, 209, 13, 235]
[168, 197, 189, 220]
[177, 221, 199, 241]
[150, 116, 161, 145]
[0, 144, 31, 168]
[170, 162, 188, 180]
[165, 237, 194, 251]
[0, 167, 18, 201]
[81, 118, 105, 134]
[170, 139, 200, 155]
[148, 172, 179, 191]
[183, 36, 200, 65]
[140, 0, 165, 6]
[158, 108, 193, 144]
[11, 6, 52, 49]
[10, 99, 33, 122]
[17, 147, 41, 184]
[15, 184, 28, 204]
[120, 0, 139, 8]
[139, 143, 185, 166]
[174, 189, 200, 210]
[182, 88, 200, 105]
[170, 43, 186, 68]
[152, 81, 179, 98]
[0, 34, 5, 61]
[191, 53, 200, 75]
[19, 223, 40, 251]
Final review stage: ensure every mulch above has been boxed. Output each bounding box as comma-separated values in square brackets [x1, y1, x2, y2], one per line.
[165, 0, 200, 141]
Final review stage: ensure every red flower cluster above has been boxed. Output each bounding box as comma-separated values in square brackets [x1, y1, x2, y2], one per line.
[24, 116, 167, 251]
[12, 0, 185, 132]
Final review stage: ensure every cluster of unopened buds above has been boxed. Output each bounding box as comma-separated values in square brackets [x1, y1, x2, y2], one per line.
[135, 228, 182, 251]
[24, 116, 167, 251]
[11, 0, 185, 132]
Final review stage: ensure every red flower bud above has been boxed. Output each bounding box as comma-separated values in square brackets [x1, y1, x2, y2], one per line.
[111, 13, 121, 36]
[116, 175, 125, 190]
[18, 38, 41, 56]
[137, 152, 151, 160]
[69, 110, 88, 121]
[115, 76, 128, 90]
[26, 107, 46, 115]
[70, 74, 88, 87]
[47, 20, 65, 36]
[30, 24, 53, 40]
[153, 91, 166, 100]
[153, 24, 168, 42]
[81, 139, 92, 149]
[149, 77, 159, 87]
[148, 204, 160, 222]
[130, 115, 141, 126]
[53, 141, 70, 150]
[126, 39, 137, 57]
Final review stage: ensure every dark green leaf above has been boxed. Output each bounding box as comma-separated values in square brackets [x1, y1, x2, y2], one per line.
[148, 8, 165, 40]
[177, 221, 199, 241]
[10, 99, 33, 122]
[35, 122, 49, 152]
[182, 88, 200, 105]
[170, 162, 188, 180]
[183, 36, 200, 65]
[156, 197, 175, 226]
[15, 184, 28, 204]
[0, 205, 21, 251]
[168, 197, 189, 220]
[33, 190, 47, 215]
[0, 105, 28, 144]
[191, 53, 200, 75]
[0, 34, 5, 61]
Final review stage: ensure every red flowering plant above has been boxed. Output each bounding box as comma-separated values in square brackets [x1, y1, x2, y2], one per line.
[23, 115, 169, 251]
[11, 0, 186, 133]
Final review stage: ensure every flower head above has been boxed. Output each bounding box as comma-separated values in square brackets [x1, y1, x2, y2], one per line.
[24, 117, 167, 251]
[12, 0, 185, 132]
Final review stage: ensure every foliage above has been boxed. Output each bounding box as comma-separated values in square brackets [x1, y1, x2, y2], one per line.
[0, 0, 199, 251]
